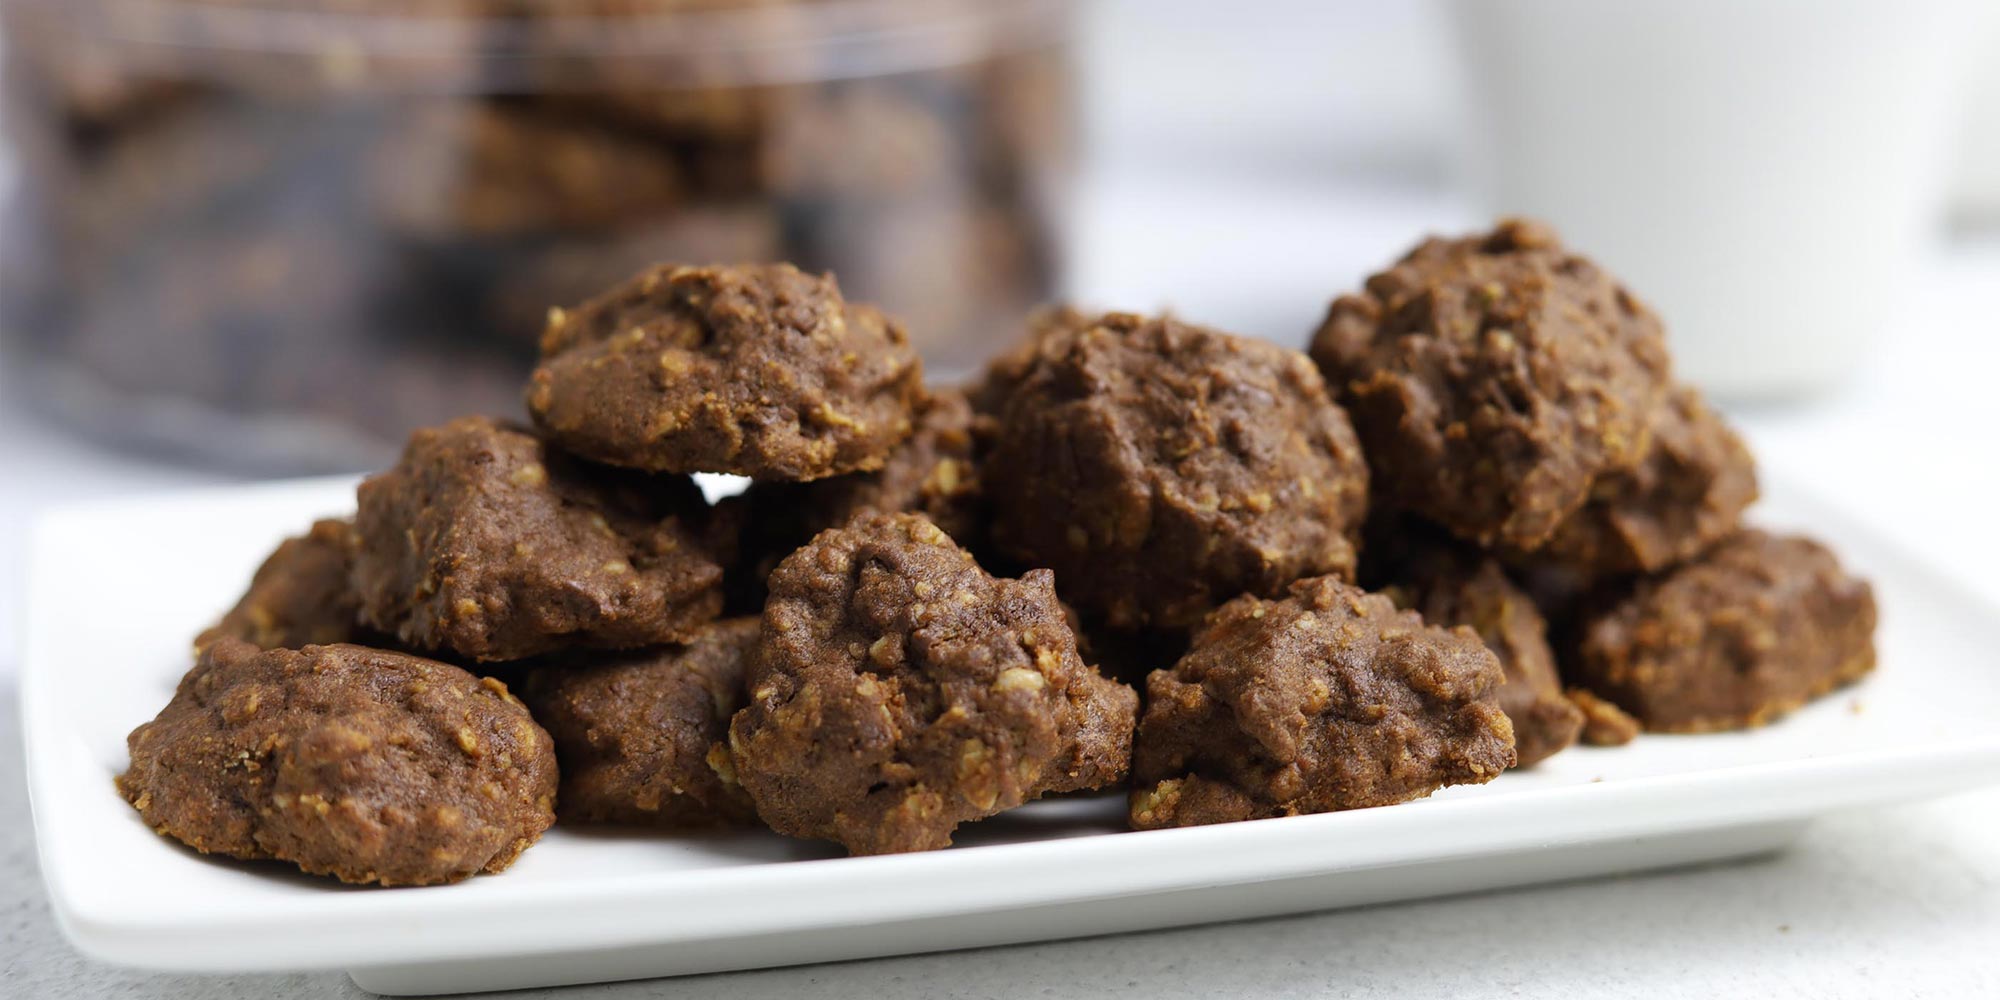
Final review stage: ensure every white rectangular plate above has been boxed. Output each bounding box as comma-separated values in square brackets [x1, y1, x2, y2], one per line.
[23, 475, 2000, 996]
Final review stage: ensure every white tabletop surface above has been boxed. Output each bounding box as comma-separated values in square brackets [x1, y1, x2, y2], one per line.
[7, 4, 2000, 990]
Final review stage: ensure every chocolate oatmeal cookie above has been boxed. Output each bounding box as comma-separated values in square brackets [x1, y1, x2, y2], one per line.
[1367, 531, 1581, 768]
[721, 388, 983, 610]
[525, 263, 924, 480]
[518, 618, 760, 828]
[353, 416, 725, 662]
[1310, 219, 1673, 551]
[728, 512, 1137, 855]
[1128, 575, 1515, 829]
[118, 639, 556, 886]
[1514, 386, 1758, 577]
[983, 312, 1370, 629]
[1571, 530, 1877, 732]
[195, 519, 372, 653]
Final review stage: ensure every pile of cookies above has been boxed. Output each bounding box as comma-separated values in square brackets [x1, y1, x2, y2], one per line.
[119, 221, 1878, 885]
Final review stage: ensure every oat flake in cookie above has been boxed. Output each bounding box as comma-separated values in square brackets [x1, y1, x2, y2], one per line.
[517, 618, 761, 828]
[729, 512, 1137, 856]
[525, 262, 924, 480]
[1571, 530, 1877, 733]
[1128, 576, 1516, 830]
[1310, 218, 1673, 552]
[353, 416, 725, 662]
[117, 639, 557, 887]
[984, 311, 1370, 630]
[195, 518, 372, 653]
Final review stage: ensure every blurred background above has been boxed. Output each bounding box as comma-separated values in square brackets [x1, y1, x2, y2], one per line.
[2, 0, 1998, 656]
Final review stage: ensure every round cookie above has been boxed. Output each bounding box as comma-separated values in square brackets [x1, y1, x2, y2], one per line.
[353, 416, 726, 662]
[118, 640, 557, 887]
[728, 511, 1137, 856]
[720, 388, 983, 611]
[517, 617, 761, 828]
[1366, 529, 1581, 768]
[1310, 218, 1673, 551]
[983, 311, 1370, 630]
[525, 262, 924, 480]
[1571, 530, 1876, 732]
[196, 518, 372, 654]
[1512, 386, 1758, 577]
[1128, 575, 1515, 830]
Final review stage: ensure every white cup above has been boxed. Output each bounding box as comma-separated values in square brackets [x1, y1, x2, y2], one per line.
[1448, 0, 1973, 400]
[1948, 8, 2000, 222]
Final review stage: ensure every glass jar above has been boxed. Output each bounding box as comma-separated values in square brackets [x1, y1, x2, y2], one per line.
[0, 0, 1075, 471]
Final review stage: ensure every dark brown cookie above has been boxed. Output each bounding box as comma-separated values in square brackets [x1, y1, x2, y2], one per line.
[1310, 218, 1673, 551]
[195, 519, 372, 653]
[118, 639, 557, 887]
[1513, 385, 1758, 577]
[1128, 575, 1515, 829]
[353, 416, 725, 662]
[1368, 534, 1581, 768]
[983, 311, 1370, 629]
[1571, 530, 1877, 732]
[728, 512, 1137, 855]
[720, 388, 983, 611]
[525, 262, 925, 480]
[517, 618, 761, 828]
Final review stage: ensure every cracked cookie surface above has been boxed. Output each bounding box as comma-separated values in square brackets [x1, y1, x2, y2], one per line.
[118, 639, 556, 886]
[1571, 530, 1876, 732]
[518, 617, 761, 828]
[1512, 385, 1757, 577]
[984, 311, 1369, 629]
[526, 262, 923, 480]
[353, 416, 725, 662]
[728, 511, 1136, 855]
[1366, 528, 1580, 768]
[1310, 219, 1672, 551]
[1129, 575, 1515, 829]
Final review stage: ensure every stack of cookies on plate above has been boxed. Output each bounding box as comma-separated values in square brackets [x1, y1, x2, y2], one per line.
[1312, 220, 1876, 764]
[118, 222, 1876, 886]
